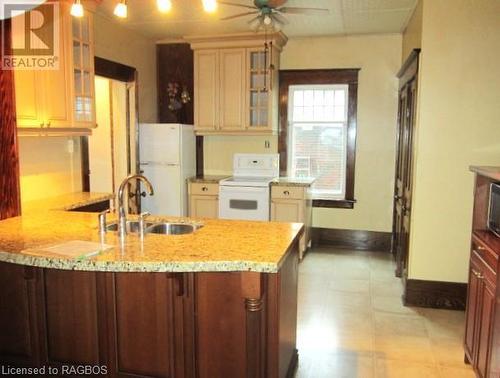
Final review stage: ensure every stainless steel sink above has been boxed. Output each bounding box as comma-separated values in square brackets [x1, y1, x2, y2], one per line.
[105, 220, 154, 233]
[145, 222, 203, 235]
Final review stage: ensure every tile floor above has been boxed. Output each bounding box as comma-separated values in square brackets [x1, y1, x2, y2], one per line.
[295, 247, 476, 378]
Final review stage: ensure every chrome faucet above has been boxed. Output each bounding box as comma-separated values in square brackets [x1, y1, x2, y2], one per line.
[117, 174, 154, 238]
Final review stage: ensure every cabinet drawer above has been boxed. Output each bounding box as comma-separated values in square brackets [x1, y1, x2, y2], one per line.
[271, 186, 304, 200]
[190, 183, 219, 196]
[472, 235, 499, 273]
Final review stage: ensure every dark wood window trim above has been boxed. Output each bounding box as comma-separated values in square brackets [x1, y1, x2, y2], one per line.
[278, 69, 360, 209]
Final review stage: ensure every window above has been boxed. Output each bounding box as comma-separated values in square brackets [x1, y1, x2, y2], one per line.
[288, 85, 349, 200]
[279, 69, 359, 208]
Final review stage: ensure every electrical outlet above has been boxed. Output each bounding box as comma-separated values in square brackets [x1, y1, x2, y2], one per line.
[264, 140, 270, 149]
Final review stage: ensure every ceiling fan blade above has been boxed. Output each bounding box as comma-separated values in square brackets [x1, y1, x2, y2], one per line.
[247, 15, 262, 24]
[277, 7, 330, 15]
[271, 12, 289, 25]
[220, 11, 259, 21]
[219, 1, 257, 9]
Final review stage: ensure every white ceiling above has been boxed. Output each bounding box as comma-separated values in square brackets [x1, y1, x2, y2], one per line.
[96, 0, 418, 41]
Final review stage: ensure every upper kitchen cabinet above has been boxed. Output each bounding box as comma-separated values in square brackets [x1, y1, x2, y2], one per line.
[187, 32, 287, 136]
[13, 0, 96, 133]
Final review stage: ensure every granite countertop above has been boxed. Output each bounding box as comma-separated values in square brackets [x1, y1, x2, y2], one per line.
[188, 175, 229, 184]
[271, 177, 316, 187]
[0, 211, 303, 274]
[22, 192, 114, 213]
[189, 175, 315, 187]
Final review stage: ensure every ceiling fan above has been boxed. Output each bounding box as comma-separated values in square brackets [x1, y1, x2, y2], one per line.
[220, 0, 330, 31]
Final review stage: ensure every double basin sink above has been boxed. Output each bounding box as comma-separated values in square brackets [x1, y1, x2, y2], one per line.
[105, 220, 203, 235]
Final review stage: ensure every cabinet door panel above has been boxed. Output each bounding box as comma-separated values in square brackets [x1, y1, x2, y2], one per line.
[477, 281, 495, 378]
[194, 50, 218, 130]
[107, 273, 177, 378]
[465, 263, 481, 361]
[42, 9, 72, 127]
[14, 69, 43, 127]
[271, 199, 303, 223]
[219, 49, 245, 130]
[190, 195, 218, 219]
[42, 270, 101, 366]
[0, 263, 40, 366]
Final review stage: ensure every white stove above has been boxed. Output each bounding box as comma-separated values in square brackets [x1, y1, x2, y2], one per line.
[219, 154, 279, 221]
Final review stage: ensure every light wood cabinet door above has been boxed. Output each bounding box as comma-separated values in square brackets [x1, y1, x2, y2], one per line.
[271, 199, 304, 223]
[219, 48, 246, 131]
[14, 70, 44, 128]
[190, 195, 219, 219]
[194, 50, 219, 131]
[41, 6, 73, 128]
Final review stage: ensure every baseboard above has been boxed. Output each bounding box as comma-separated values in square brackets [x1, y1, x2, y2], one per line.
[403, 278, 467, 310]
[312, 228, 392, 252]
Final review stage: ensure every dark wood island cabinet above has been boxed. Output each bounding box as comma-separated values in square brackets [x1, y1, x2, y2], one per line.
[465, 166, 500, 378]
[0, 213, 301, 378]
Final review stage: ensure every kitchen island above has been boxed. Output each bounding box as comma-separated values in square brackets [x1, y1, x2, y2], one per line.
[0, 205, 302, 377]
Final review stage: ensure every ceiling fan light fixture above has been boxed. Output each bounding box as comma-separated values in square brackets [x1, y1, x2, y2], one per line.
[202, 0, 217, 13]
[157, 0, 172, 13]
[114, 0, 128, 18]
[263, 15, 272, 25]
[70, 0, 84, 18]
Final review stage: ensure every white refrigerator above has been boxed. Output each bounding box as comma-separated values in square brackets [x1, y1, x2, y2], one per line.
[139, 123, 196, 216]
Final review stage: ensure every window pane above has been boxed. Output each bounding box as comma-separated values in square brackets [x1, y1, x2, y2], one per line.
[335, 90, 345, 107]
[291, 123, 346, 198]
[294, 90, 303, 106]
[304, 90, 314, 106]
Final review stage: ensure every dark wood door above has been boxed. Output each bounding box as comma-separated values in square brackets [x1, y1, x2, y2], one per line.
[39, 269, 107, 373]
[464, 257, 482, 362]
[0, 263, 42, 367]
[477, 280, 495, 378]
[393, 53, 419, 277]
[104, 272, 188, 378]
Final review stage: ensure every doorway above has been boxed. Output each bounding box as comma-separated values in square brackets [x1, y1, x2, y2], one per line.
[392, 50, 420, 277]
[84, 57, 139, 213]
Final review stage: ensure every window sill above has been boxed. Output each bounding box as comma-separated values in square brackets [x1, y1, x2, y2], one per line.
[312, 199, 356, 209]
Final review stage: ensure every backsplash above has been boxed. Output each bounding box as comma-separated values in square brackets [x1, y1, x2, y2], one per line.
[19, 137, 82, 202]
[203, 135, 278, 175]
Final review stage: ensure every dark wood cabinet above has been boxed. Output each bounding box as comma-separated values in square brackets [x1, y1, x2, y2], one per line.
[39, 270, 106, 371]
[0, 263, 42, 367]
[0, 242, 299, 377]
[465, 167, 500, 378]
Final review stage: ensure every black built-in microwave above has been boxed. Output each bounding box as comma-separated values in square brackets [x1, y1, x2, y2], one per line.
[488, 183, 500, 237]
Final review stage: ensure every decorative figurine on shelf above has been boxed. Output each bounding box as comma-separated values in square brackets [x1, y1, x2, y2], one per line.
[167, 82, 191, 111]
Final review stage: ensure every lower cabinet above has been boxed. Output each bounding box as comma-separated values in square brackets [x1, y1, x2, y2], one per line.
[0, 264, 41, 367]
[188, 182, 219, 219]
[0, 243, 300, 378]
[271, 185, 312, 259]
[464, 236, 498, 378]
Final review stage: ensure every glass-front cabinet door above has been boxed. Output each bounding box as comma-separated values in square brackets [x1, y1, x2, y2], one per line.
[247, 48, 271, 130]
[72, 12, 96, 128]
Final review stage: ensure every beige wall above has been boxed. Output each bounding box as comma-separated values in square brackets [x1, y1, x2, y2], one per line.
[204, 34, 402, 232]
[19, 137, 82, 202]
[281, 34, 402, 232]
[93, 13, 157, 123]
[402, 0, 423, 62]
[408, 0, 500, 282]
